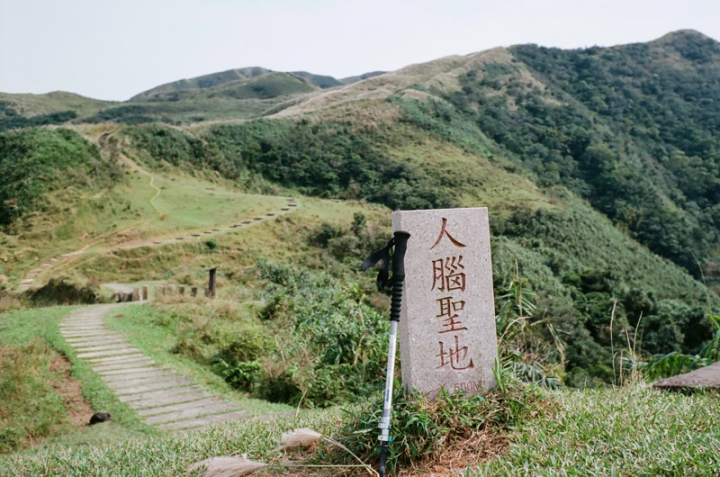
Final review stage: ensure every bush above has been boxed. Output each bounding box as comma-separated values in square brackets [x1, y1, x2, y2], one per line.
[0, 128, 122, 225]
[211, 262, 393, 407]
[337, 373, 543, 473]
[26, 278, 105, 307]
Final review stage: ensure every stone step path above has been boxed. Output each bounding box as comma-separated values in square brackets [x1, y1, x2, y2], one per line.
[17, 198, 299, 292]
[18, 257, 60, 292]
[61, 304, 249, 431]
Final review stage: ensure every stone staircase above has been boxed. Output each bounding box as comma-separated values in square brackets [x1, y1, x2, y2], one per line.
[60, 305, 249, 431]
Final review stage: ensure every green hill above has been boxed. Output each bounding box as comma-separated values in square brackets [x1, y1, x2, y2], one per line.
[130, 66, 272, 99]
[2, 29, 720, 388]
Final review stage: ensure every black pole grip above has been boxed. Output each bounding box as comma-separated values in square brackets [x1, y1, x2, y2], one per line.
[389, 231, 410, 323]
[392, 231, 410, 281]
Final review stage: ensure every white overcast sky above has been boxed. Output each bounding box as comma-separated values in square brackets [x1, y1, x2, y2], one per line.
[1, 0, 718, 101]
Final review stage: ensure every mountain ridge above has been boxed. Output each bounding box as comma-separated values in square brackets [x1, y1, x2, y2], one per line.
[2, 28, 720, 387]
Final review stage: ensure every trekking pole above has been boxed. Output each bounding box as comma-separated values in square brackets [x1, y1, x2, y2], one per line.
[361, 230, 411, 477]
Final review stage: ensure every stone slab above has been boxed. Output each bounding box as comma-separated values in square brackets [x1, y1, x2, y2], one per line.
[62, 332, 115, 339]
[393, 208, 497, 398]
[61, 327, 101, 331]
[74, 343, 134, 353]
[66, 340, 127, 349]
[157, 410, 249, 431]
[60, 326, 107, 332]
[119, 385, 203, 403]
[78, 348, 141, 359]
[653, 362, 720, 389]
[124, 390, 214, 409]
[63, 318, 106, 322]
[62, 328, 106, 332]
[102, 369, 175, 384]
[93, 358, 156, 372]
[86, 353, 147, 364]
[136, 397, 224, 416]
[64, 337, 126, 345]
[143, 403, 239, 424]
[113, 377, 194, 395]
[98, 366, 160, 376]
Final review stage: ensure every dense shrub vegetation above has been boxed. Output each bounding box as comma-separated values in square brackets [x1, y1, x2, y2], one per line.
[0, 128, 122, 225]
[0, 106, 77, 132]
[126, 121, 456, 210]
[165, 261, 392, 408]
[445, 31, 720, 277]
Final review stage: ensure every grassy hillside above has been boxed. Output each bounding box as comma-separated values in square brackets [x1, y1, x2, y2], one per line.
[0, 68, 391, 130]
[2, 30, 720, 389]
[1, 383, 718, 475]
[131, 67, 272, 99]
[0, 92, 113, 119]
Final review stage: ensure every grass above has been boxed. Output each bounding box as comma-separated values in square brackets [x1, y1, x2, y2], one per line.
[0, 91, 113, 117]
[63, 195, 389, 285]
[0, 407, 343, 476]
[3, 158, 290, 287]
[0, 340, 68, 453]
[472, 385, 720, 476]
[0, 307, 155, 455]
[1, 382, 717, 476]
[104, 302, 294, 416]
[386, 136, 559, 213]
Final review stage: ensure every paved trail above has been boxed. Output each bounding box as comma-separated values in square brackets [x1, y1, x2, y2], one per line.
[61, 305, 249, 431]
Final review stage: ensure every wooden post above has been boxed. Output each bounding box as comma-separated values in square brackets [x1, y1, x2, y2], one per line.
[191, 287, 198, 297]
[142, 286, 148, 301]
[208, 267, 217, 299]
[179, 286, 185, 296]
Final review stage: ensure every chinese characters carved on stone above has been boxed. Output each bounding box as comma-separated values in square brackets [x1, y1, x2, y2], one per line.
[430, 218, 475, 371]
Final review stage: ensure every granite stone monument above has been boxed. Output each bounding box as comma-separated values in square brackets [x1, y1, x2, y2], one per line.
[392, 207, 497, 398]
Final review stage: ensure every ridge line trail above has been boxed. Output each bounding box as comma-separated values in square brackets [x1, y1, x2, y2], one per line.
[17, 148, 299, 291]
[116, 148, 163, 216]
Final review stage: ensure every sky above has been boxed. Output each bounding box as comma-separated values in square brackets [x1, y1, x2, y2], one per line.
[1, 0, 719, 101]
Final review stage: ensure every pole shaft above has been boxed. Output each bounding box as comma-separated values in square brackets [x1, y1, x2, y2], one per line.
[379, 320, 398, 477]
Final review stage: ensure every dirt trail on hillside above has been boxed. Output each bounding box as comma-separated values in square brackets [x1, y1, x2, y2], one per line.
[17, 141, 299, 292]
[115, 149, 163, 216]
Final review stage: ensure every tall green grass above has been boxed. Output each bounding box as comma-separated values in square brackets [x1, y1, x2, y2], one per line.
[0, 340, 67, 453]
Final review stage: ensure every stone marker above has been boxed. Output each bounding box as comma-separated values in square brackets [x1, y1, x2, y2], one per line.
[392, 208, 497, 398]
[132, 288, 140, 302]
[653, 361, 720, 390]
[142, 286, 148, 301]
[191, 287, 198, 297]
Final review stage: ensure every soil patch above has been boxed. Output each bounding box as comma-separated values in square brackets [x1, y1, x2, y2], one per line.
[398, 430, 508, 476]
[260, 429, 507, 476]
[49, 355, 95, 427]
